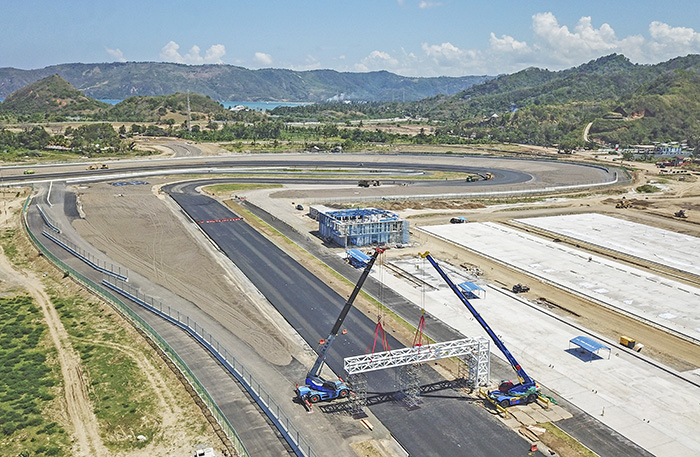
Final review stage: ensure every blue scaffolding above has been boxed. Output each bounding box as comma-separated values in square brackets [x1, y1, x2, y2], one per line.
[319, 208, 409, 248]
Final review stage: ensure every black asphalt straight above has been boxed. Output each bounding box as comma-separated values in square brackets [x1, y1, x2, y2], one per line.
[165, 181, 530, 457]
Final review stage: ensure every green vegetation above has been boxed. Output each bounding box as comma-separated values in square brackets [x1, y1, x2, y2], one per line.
[2, 55, 699, 155]
[0, 123, 134, 159]
[635, 184, 661, 193]
[539, 422, 599, 457]
[203, 182, 283, 196]
[50, 293, 162, 451]
[0, 74, 108, 120]
[272, 54, 700, 151]
[0, 295, 68, 456]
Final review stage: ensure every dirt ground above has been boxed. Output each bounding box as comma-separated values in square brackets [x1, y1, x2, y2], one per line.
[0, 191, 225, 456]
[72, 180, 299, 366]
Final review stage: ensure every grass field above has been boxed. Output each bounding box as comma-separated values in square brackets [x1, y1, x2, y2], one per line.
[0, 295, 69, 456]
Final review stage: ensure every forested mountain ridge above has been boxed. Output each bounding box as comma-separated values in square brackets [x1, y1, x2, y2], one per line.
[0, 62, 491, 102]
[412, 54, 700, 119]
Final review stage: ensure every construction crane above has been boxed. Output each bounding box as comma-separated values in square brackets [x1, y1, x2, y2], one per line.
[420, 252, 540, 407]
[296, 248, 385, 406]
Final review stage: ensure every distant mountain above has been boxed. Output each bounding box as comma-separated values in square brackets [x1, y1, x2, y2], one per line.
[417, 54, 700, 148]
[0, 74, 108, 115]
[0, 62, 492, 102]
[412, 54, 700, 119]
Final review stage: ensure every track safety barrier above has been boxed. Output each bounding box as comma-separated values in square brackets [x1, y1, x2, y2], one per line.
[41, 230, 128, 282]
[36, 204, 60, 233]
[22, 199, 250, 457]
[102, 278, 319, 457]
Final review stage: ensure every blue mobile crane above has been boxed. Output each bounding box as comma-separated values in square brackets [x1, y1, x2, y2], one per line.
[296, 248, 385, 406]
[420, 252, 540, 408]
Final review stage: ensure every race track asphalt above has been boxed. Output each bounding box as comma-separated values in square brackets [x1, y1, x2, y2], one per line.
[165, 181, 530, 456]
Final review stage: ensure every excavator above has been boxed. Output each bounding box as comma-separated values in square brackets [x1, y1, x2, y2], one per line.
[296, 248, 384, 406]
[420, 252, 540, 407]
[675, 209, 688, 219]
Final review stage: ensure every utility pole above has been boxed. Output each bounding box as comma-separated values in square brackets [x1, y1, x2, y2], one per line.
[186, 90, 192, 132]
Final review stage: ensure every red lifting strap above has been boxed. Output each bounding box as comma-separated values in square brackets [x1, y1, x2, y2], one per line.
[413, 311, 426, 347]
[367, 318, 390, 354]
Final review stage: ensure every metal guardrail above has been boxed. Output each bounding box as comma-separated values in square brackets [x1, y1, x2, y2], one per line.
[22, 201, 250, 457]
[36, 204, 60, 233]
[102, 278, 320, 457]
[41, 230, 129, 282]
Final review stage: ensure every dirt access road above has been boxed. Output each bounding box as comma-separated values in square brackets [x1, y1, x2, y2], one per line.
[0, 190, 225, 457]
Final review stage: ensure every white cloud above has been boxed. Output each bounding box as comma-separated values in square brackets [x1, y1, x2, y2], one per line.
[254, 52, 273, 66]
[645, 21, 700, 61]
[340, 13, 700, 77]
[205, 44, 227, 62]
[489, 33, 530, 53]
[160, 41, 226, 64]
[525, 13, 700, 68]
[355, 50, 401, 72]
[105, 47, 126, 62]
[418, 1, 442, 9]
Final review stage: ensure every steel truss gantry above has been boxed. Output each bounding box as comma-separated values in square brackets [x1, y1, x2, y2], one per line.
[344, 337, 490, 388]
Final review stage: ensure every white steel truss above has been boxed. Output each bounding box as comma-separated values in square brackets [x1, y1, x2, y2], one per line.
[344, 337, 490, 387]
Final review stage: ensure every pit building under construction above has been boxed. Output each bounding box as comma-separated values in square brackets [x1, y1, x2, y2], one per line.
[318, 207, 409, 248]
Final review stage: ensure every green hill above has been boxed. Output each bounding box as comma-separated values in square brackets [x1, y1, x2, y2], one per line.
[106, 92, 230, 122]
[0, 74, 108, 115]
[404, 54, 700, 148]
[589, 70, 700, 145]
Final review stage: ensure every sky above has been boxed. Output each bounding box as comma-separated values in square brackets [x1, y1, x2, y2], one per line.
[2, 1, 700, 77]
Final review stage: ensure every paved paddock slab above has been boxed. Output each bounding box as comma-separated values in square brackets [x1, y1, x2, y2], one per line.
[517, 213, 700, 276]
[370, 256, 700, 457]
[422, 222, 700, 341]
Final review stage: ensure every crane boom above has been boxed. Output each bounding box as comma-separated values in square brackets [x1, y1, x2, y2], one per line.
[307, 248, 383, 380]
[297, 248, 384, 405]
[420, 252, 535, 391]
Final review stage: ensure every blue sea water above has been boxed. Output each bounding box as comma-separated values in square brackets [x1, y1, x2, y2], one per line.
[221, 101, 308, 111]
[98, 99, 308, 111]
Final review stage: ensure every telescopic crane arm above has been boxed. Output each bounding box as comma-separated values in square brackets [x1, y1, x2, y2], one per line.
[306, 248, 385, 385]
[420, 252, 533, 386]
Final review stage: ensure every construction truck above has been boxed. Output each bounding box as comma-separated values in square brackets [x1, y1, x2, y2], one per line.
[358, 180, 381, 187]
[512, 284, 530, 293]
[87, 163, 108, 170]
[296, 248, 385, 406]
[615, 198, 631, 209]
[420, 252, 540, 407]
[675, 209, 688, 219]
